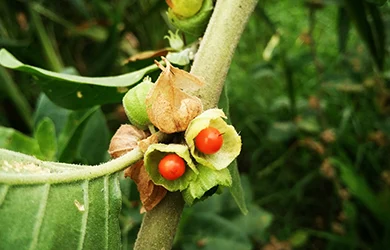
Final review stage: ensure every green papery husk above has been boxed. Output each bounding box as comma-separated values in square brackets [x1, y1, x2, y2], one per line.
[185, 109, 241, 170]
[182, 164, 232, 205]
[167, 0, 213, 37]
[122, 79, 154, 129]
[144, 143, 198, 192]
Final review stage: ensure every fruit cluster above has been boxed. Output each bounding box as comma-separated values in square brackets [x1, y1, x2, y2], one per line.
[114, 59, 241, 209]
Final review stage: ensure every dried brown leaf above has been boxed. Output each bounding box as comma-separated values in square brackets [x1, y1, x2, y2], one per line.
[124, 161, 167, 212]
[108, 124, 149, 158]
[145, 57, 203, 133]
[122, 48, 171, 64]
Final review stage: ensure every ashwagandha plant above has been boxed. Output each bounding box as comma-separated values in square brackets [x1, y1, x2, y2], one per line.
[0, 0, 258, 249]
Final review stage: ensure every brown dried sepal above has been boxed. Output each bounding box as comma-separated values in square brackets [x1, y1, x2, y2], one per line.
[108, 124, 149, 159]
[138, 133, 160, 153]
[145, 57, 203, 134]
[124, 160, 167, 212]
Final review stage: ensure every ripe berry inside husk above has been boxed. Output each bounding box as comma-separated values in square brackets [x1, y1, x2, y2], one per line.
[195, 127, 223, 154]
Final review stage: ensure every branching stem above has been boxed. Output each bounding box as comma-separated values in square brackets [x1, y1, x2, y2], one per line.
[133, 0, 258, 249]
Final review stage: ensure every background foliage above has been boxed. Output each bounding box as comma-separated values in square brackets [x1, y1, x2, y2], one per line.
[1, 0, 390, 249]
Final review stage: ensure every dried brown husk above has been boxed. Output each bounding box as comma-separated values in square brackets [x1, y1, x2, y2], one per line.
[124, 160, 167, 212]
[108, 124, 149, 158]
[145, 57, 203, 134]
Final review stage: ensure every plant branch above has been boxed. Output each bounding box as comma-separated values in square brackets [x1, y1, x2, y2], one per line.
[133, 0, 258, 249]
[189, 0, 258, 110]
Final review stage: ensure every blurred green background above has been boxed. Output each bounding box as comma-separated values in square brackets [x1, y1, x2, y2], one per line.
[1, 0, 390, 249]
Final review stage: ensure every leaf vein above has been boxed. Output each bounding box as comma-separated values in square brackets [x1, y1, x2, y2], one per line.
[104, 175, 109, 250]
[29, 184, 50, 250]
[0, 185, 9, 207]
[77, 180, 89, 250]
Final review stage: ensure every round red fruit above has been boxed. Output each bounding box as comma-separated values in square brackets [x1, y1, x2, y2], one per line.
[158, 154, 186, 180]
[195, 127, 223, 154]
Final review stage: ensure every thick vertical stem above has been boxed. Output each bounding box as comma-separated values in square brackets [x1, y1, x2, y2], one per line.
[189, 0, 259, 109]
[133, 0, 258, 249]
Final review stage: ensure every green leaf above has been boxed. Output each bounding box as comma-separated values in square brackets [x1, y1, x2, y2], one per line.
[34, 117, 57, 161]
[289, 230, 309, 248]
[34, 94, 102, 163]
[344, 0, 385, 70]
[0, 49, 158, 109]
[337, 7, 350, 54]
[0, 147, 143, 250]
[267, 121, 297, 142]
[332, 159, 390, 223]
[182, 165, 232, 205]
[77, 109, 110, 164]
[218, 84, 248, 214]
[365, 0, 387, 6]
[181, 213, 251, 249]
[0, 127, 43, 159]
[228, 161, 248, 215]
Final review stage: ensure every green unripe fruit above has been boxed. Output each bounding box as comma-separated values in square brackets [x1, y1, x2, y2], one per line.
[167, 0, 213, 36]
[166, 0, 204, 18]
[122, 79, 154, 129]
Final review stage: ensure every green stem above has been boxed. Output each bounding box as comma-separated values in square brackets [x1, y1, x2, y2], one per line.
[133, 0, 258, 249]
[0, 67, 33, 131]
[0, 148, 143, 185]
[28, 3, 63, 72]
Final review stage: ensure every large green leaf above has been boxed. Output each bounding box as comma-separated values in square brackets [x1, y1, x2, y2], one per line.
[0, 147, 143, 250]
[0, 49, 158, 109]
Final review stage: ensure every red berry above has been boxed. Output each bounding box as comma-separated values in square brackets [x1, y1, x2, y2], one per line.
[158, 154, 186, 180]
[195, 127, 223, 154]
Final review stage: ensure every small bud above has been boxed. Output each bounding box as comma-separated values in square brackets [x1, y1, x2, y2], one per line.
[164, 30, 184, 51]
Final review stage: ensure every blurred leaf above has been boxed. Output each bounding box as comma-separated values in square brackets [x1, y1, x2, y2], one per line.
[332, 159, 390, 223]
[297, 117, 321, 134]
[181, 213, 251, 249]
[228, 161, 248, 215]
[218, 83, 248, 214]
[365, 0, 387, 6]
[0, 147, 140, 250]
[33, 94, 100, 163]
[0, 49, 158, 109]
[337, 7, 350, 54]
[34, 117, 57, 161]
[77, 109, 110, 164]
[182, 238, 251, 250]
[289, 230, 309, 248]
[233, 204, 273, 242]
[0, 127, 43, 158]
[344, 0, 385, 70]
[267, 121, 298, 142]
